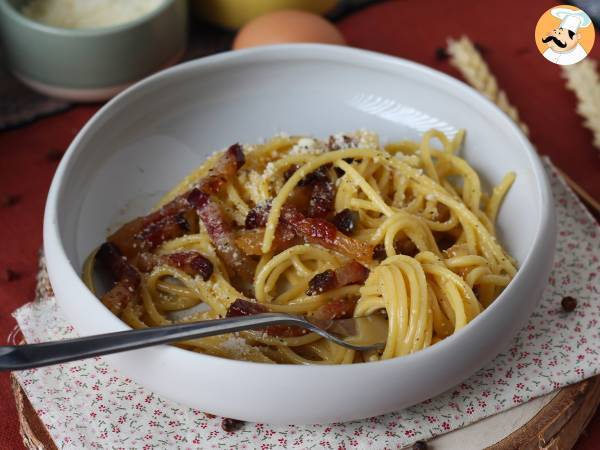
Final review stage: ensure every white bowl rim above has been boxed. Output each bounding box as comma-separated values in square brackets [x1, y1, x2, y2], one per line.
[44, 43, 555, 374]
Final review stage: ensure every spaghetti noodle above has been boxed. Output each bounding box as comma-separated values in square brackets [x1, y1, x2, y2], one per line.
[83, 129, 516, 364]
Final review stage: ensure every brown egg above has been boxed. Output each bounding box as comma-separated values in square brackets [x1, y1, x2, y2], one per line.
[233, 10, 345, 50]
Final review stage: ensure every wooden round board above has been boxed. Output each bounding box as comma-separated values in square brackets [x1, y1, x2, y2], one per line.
[9, 260, 600, 450]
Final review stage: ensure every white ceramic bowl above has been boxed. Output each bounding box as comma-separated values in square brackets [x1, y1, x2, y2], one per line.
[44, 44, 556, 424]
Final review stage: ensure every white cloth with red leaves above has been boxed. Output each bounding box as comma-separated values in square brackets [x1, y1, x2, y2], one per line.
[12, 158, 600, 449]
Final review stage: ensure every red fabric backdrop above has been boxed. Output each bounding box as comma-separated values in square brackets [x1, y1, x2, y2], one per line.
[0, 0, 598, 447]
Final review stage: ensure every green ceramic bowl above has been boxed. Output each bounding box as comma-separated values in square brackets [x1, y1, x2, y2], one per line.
[0, 0, 188, 101]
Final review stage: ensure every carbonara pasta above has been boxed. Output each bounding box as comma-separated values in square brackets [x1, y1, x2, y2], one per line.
[84, 129, 516, 364]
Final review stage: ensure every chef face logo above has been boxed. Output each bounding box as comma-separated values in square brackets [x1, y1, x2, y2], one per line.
[535, 5, 595, 65]
[542, 27, 580, 52]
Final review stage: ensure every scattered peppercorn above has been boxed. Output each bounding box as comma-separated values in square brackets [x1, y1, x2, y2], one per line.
[435, 47, 449, 60]
[561, 296, 577, 312]
[1, 194, 21, 208]
[2, 268, 20, 282]
[413, 441, 428, 450]
[46, 148, 64, 161]
[221, 417, 243, 432]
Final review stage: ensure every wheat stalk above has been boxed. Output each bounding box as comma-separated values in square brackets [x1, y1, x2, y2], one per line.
[446, 36, 529, 135]
[446, 35, 599, 212]
[562, 59, 600, 151]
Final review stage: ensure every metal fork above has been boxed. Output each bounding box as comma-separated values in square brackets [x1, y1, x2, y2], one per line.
[0, 313, 387, 371]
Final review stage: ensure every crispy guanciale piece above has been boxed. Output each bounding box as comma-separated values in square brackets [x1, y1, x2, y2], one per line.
[308, 180, 334, 218]
[372, 238, 419, 261]
[306, 261, 370, 296]
[372, 243, 387, 261]
[132, 210, 196, 255]
[197, 143, 245, 194]
[394, 238, 419, 257]
[107, 198, 193, 259]
[235, 225, 301, 256]
[332, 209, 359, 235]
[107, 144, 244, 258]
[311, 297, 358, 320]
[136, 250, 214, 281]
[240, 205, 372, 262]
[244, 187, 312, 228]
[245, 201, 271, 229]
[226, 299, 308, 338]
[281, 208, 373, 263]
[187, 188, 256, 288]
[297, 164, 331, 186]
[95, 242, 141, 315]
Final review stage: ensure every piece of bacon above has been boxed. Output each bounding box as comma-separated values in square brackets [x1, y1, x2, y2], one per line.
[280, 207, 373, 263]
[297, 164, 331, 186]
[107, 144, 244, 259]
[108, 199, 194, 259]
[372, 238, 419, 261]
[136, 250, 214, 280]
[372, 243, 387, 261]
[226, 299, 308, 337]
[235, 225, 301, 256]
[196, 143, 245, 194]
[95, 242, 141, 315]
[131, 210, 197, 256]
[240, 205, 372, 262]
[308, 180, 334, 218]
[244, 190, 318, 231]
[187, 188, 256, 291]
[332, 209, 359, 235]
[395, 238, 419, 257]
[306, 261, 370, 296]
[311, 297, 358, 320]
[245, 202, 271, 229]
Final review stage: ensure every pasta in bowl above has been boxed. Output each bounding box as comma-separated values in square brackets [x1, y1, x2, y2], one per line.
[84, 129, 517, 364]
[44, 44, 555, 423]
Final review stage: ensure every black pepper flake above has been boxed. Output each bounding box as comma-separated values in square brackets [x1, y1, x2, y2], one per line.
[1, 194, 21, 208]
[435, 47, 449, 60]
[561, 296, 577, 312]
[2, 268, 20, 282]
[221, 417, 243, 432]
[413, 441, 428, 450]
[46, 148, 64, 161]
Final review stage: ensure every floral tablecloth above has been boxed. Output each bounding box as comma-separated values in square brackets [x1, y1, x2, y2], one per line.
[11, 158, 600, 449]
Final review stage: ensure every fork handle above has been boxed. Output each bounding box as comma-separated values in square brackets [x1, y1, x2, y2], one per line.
[0, 313, 306, 371]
